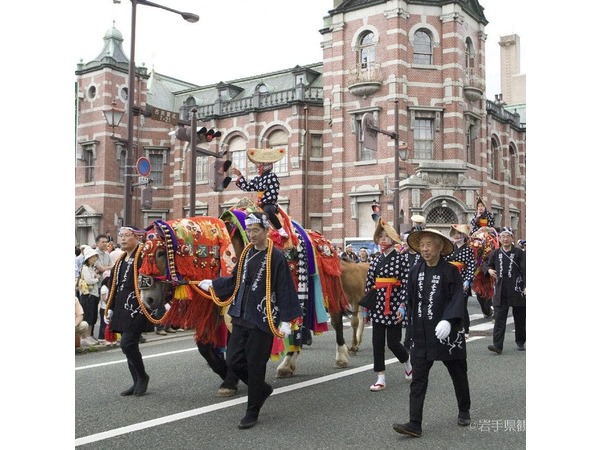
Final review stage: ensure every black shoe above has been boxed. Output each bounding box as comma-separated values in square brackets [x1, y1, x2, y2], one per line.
[120, 385, 135, 396]
[139, 335, 147, 343]
[488, 345, 502, 354]
[134, 374, 150, 396]
[457, 412, 471, 426]
[517, 344, 525, 351]
[392, 422, 422, 437]
[237, 413, 258, 429]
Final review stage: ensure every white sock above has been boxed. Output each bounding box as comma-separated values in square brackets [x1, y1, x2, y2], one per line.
[405, 358, 412, 373]
[376, 374, 386, 385]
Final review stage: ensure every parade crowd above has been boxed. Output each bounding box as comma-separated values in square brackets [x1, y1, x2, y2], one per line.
[75, 147, 525, 436]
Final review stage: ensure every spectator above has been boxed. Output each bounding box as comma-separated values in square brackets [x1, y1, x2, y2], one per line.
[105, 226, 152, 397]
[470, 197, 495, 234]
[365, 218, 412, 392]
[199, 212, 303, 429]
[484, 227, 526, 353]
[410, 215, 426, 231]
[393, 229, 471, 438]
[98, 273, 111, 341]
[340, 244, 359, 262]
[357, 247, 370, 263]
[75, 297, 88, 348]
[80, 247, 101, 344]
[94, 234, 113, 276]
[445, 224, 476, 338]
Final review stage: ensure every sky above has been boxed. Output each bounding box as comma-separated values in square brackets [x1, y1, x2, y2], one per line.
[69, 0, 527, 99]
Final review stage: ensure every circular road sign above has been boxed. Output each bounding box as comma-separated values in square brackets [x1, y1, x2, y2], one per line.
[136, 157, 151, 177]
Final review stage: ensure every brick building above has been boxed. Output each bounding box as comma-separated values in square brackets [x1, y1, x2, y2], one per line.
[75, 0, 526, 247]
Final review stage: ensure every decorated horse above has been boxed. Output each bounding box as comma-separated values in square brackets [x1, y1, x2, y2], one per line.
[468, 226, 499, 315]
[220, 198, 369, 377]
[137, 204, 369, 382]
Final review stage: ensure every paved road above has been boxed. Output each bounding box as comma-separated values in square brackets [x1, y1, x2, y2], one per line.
[75, 298, 526, 449]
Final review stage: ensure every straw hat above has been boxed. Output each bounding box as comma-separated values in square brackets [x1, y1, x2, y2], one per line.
[407, 228, 455, 256]
[247, 147, 286, 164]
[373, 217, 402, 245]
[450, 224, 471, 237]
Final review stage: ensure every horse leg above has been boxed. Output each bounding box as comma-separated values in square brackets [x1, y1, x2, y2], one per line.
[349, 311, 362, 353]
[330, 311, 349, 368]
[276, 351, 299, 378]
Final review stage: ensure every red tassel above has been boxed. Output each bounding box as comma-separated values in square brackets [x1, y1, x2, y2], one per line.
[104, 324, 116, 342]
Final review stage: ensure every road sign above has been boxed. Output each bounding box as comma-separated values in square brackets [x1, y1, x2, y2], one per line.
[149, 105, 180, 126]
[136, 157, 151, 177]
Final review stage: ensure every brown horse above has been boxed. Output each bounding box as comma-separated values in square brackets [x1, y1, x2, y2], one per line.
[221, 204, 369, 377]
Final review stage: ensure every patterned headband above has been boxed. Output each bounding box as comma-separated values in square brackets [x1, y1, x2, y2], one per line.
[245, 214, 270, 229]
[119, 226, 145, 236]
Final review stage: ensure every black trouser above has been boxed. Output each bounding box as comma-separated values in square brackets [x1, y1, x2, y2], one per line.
[463, 290, 471, 334]
[476, 293, 493, 316]
[262, 204, 282, 230]
[409, 355, 471, 424]
[372, 322, 409, 372]
[226, 324, 273, 416]
[197, 340, 239, 390]
[492, 303, 526, 349]
[120, 330, 147, 383]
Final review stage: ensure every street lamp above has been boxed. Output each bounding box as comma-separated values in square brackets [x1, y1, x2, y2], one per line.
[122, 0, 198, 226]
[103, 99, 124, 136]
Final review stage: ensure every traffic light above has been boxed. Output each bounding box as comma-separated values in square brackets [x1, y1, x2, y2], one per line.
[174, 126, 223, 157]
[197, 127, 222, 143]
[371, 200, 380, 222]
[211, 159, 232, 192]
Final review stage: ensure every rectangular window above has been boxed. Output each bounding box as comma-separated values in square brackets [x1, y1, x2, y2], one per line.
[310, 134, 323, 158]
[467, 124, 477, 164]
[413, 119, 433, 160]
[356, 116, 376, 161]
[196, 155, 208, 183]
[119, 150, 127, 184]
[83, 147, 94, 183]
[148, 153, 164, 186]
[232, 150, 248, 177]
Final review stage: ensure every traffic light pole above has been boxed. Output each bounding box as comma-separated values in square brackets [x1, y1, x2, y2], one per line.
[189, 107, 198, 217]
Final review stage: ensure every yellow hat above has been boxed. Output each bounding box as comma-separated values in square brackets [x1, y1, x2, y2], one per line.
[373, 217, 402, 245]
[247, 147, 286, 164]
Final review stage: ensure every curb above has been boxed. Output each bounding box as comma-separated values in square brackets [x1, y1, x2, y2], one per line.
[76, 329, 195, 355]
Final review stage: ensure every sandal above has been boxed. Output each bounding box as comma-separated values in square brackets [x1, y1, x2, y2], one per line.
[370, 383, 386, 392]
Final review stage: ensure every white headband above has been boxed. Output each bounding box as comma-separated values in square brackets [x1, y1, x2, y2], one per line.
[245, 214, 270, 229]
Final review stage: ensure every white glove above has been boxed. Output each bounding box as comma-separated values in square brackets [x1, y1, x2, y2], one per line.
[278, 321, 292, 337]
[199, 280, 213, 291]
[164, 302, 171, 311]
[435, 320, 451, 340]
[105, 310, 113, 324]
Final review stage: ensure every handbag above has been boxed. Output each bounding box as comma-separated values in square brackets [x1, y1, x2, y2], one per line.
[359, 288, 377, 310]
[78, 275, 90, 295]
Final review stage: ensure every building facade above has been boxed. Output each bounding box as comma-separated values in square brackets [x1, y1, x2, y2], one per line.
[75, 0, 526, 247]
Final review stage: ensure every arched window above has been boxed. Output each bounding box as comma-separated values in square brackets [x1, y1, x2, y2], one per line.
[358, 31, 376, 68]
[426, 206, 457, 224]
[509, 144, 517, 185]
[267, 129, 289, 175]
[413, 29, 433, 65]
[465, 38, 475, 71]
[490, 136, 501, 180]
